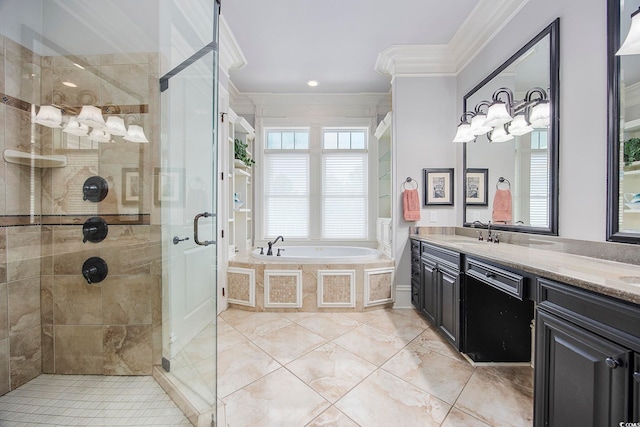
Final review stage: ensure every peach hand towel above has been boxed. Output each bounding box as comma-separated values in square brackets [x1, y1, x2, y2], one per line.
[492, 188, 512, 224]
[403, 189, 421, 221]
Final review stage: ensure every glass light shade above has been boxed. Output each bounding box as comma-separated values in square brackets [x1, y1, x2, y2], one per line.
[484, 102, 513, 127]
[77, 105, 106, 128]
[63, 116, 89, 136]
[508, 114, 533, 136]
[617, 8, 640, 55]
[104, 116, 128, 136]
[123, 125, 149, 143]
[34, 105, 62, 128]
[470, 114, 492, 136]
[88, 129, 111, 143]
[529, 101, 550, 128]
[489, 125, 514, 143]
[453, 123, 474, 143]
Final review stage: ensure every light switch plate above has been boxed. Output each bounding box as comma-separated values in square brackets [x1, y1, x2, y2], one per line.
[429, 211, 437, 222]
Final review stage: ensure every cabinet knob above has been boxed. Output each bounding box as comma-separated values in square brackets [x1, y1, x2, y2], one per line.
[485, 272, 496, 279]
[605, 357, 620, 369]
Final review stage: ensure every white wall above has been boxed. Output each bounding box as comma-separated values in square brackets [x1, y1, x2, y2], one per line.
[392, 76, 457, 305]
[457, 0, 608, 241]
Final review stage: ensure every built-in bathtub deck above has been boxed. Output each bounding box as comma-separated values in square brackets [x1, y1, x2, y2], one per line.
[227, 250, 395, 312]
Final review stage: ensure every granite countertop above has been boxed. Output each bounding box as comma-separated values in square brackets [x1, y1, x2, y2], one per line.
[410, 234, 640, 305]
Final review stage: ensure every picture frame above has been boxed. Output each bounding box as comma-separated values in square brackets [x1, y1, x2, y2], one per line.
[423, 168, 454, 206]
[122, 168, 140, 205]
[154, 167, 183, 206]
[465, 168, 489, 206]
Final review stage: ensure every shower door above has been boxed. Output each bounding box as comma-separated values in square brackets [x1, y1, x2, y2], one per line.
[160, 45, 219, 414]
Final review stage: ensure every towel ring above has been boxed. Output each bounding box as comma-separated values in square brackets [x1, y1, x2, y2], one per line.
[496, 177, 511, 190]
[402, 177, 418, 191]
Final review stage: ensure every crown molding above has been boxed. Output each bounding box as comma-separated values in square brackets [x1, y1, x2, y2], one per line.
[375, 0, 528, 78]
[219, 15, 247, 78]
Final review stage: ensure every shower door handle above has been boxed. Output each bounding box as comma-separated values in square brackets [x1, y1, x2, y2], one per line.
[193, 212, 215, 246]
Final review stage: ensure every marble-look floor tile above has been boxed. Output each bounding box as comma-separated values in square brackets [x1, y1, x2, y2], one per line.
[251, 324, 326, 365]
[365, 310, 429, 341]
[217, 321, 248, 352]
[333, 324, 409, 366]
[412, 327, 467, 362]
[441, 407, 491, 427]
[455, 368, 534, 427]
[335, 369, 450, 427]
[340, 310, 382, 324]
[218, 307, 254, 323]
[279, 311, 318, 322]
[388, 308, 424, 322]
[306, 406, 361, 427]
[286, 342, 376, 403]
[296, 313, 360, 340]
[478, 365, 534, 390]
[226, 312, 292, 338]
[382, 343, 474, 404]
[218, 340, 280, 398]
[223, 368, 329, 427]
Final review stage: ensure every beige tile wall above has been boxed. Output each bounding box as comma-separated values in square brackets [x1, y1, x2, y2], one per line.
[0, 35, 162, 395]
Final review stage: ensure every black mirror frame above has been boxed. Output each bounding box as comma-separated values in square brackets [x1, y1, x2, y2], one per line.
[462, 18, 560, 235]
[606, 0, 640, 244]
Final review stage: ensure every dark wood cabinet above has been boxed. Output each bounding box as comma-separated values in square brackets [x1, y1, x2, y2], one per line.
[419, 243, 461, 349]
[410, 240, 421, 310]
[535, 309, 630, 427]
[535, 278, 640, 426]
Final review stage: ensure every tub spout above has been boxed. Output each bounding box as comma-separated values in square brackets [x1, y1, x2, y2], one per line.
[266, 236, 284, 255]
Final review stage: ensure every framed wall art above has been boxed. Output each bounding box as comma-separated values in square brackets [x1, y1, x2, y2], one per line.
[465, 168, 488, 206]
[423, 168, 454, 206]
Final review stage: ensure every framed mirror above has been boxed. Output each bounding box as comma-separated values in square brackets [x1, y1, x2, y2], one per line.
[607, 0, 640, 244]
[462, 19, 560, 235]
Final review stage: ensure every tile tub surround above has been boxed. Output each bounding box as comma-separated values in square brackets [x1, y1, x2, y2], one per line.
[410, 228, 640, 305]
[218, 308, 534, 426]
[227, 252, 395, 312]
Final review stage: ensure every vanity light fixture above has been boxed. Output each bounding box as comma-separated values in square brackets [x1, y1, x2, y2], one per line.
[484, 88, 514, 127]
[77, 105, 107, 128]
[452, 112, 476, 143]
[63, 116, 89, 136]
[33, 105, 62, 128]
[470, 101, 493, 136]
[508, 113, 534, 136]
[524, 87, 550, 128]
[488, 124, 514, 142]
[617, 6, 640, 55]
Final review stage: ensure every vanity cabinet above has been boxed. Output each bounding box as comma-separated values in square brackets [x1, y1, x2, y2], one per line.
[535, 278, 640, 426]
[420, 243, 461, 349]
[410, 239, 421, 310]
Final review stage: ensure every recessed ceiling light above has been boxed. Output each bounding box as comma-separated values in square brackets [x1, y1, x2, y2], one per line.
[62, 81, 77, 88]
[307, 80, 319, 87]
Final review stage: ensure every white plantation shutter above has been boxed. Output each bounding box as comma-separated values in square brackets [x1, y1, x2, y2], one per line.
[264, 153, 309, 238]
[530, 150, 549, 227]
[322, 152, 367, 239]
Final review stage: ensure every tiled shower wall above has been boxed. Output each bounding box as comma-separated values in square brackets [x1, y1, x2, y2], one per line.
[0, 35, 162, 395]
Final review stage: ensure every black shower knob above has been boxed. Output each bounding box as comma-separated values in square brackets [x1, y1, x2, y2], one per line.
[83, 176, 109, 202]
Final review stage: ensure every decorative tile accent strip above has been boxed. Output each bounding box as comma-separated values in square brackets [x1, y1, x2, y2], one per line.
[0, 214, 150, 227]
[228, 267, 255, 307]
[317, 270, 356, 308]
[364, 267, 395, 307]
[264, 270, 302, 308]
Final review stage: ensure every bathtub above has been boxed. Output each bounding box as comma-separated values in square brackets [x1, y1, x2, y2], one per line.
[229, 246, 394, 311]
[251, 246, 381, 263]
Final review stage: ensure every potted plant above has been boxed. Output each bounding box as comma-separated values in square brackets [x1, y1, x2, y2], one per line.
[624, 138, 640, 168]
[234, 138, 255, 167]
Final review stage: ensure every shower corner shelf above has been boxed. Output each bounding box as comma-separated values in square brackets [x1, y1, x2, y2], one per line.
[3, 149, 67, 168]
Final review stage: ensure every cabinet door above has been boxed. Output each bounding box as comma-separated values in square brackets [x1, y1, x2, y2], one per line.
[421, 257, 437, 323]
[437, 264, 459, 349]
[411, 279, 421, 310]
[535, 310, 630, 427]
[634, 353, 640, 421]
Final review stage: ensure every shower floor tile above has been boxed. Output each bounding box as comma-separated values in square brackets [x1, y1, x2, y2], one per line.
[0, 375, 192, 426]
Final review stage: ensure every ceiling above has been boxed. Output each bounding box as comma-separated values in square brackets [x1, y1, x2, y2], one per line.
[221, 0, 479, 94]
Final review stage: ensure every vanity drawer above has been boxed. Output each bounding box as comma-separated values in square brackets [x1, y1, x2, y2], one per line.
[421, 243, 461, 270]
[465, 257, 525, 300]
[410, 239, 420, 254]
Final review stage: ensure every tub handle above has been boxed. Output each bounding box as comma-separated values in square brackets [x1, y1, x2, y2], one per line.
[277, 248, 285, 256]
[257, 247, 264, 255]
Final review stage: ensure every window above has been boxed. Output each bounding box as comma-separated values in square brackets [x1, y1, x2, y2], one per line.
[262, 127, 370, 241]
[263, 129, 310, 238]
[529, 131, 549, 227]
[322, 129, 368, 239]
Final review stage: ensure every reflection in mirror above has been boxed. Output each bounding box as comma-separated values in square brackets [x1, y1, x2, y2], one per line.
[463, 19, 559, 235]
[608, 0, 640, 243]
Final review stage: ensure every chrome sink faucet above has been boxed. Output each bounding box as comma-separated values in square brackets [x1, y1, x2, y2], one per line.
[267, 235, 284, 255]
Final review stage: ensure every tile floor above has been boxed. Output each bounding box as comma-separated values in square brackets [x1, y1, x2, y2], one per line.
[0, 374, 192, 426]
[218, 308, 534, 427]
[0, 307, 534, 426]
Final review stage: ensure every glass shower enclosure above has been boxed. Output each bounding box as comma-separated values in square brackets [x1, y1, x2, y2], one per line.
[0, 0, 219, 423]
